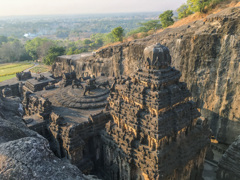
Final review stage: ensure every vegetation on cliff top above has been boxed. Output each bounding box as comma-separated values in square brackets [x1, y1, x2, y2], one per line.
[99, 0, 239, 49]
[159, 10, 174, 28]
[0, 0, 238, 66]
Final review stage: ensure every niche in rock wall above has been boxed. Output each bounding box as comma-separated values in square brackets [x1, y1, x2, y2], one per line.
[82, 64, 86, 71]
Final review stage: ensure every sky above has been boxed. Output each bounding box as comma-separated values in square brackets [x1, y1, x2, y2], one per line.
[0, 0, 187, 17]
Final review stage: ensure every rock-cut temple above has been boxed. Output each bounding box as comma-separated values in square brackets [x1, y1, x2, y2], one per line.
[101, 43, 210, 180]
[9, 43, 211, 180]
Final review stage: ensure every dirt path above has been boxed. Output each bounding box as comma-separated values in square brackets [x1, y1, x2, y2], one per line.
[23, 63, 39, 72]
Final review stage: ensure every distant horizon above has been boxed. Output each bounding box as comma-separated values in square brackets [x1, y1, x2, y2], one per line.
[0, 0, 186, 17]
[0, 11, 164, 18]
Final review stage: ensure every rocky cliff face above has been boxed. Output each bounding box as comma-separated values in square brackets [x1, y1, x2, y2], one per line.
[0, 137, 83, 180]
[0, 96, 86, 179]
[100, 44, 210, 180]
[52, 7, 240, 145]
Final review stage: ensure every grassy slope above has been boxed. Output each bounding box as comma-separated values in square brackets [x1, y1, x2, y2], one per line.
[0, 62, 34, 82]
[0, 74, 16, 82]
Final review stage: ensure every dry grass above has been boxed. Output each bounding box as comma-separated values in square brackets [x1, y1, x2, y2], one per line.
[30, 64, 51, 74]
[157, 0, 240, 31]
[96, 42, 122, 51]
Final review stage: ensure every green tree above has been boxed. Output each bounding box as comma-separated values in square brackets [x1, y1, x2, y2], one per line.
[83, 39, 92, 46]
[187, 0, 211, 13]
[25, 38, 54, 60]
[127, 20, 162, 38]
[66, 47, 74, 55]
[43, 46, 65, 65]
[74, 48, 87, 54]
[0, 36, 8, 45]
[159, 10, 174, 28]
[56, 30, 70, 38]
[139, 20, 162, 31]
[111, 26, 124, 42]
[0, 40, 28, 62]
[37, 41, 55, 58]
[90, 33, 105, 42]
[103, 33, 115, 44]
[177, 4, 193, 19]
[94, 39, 103, 46]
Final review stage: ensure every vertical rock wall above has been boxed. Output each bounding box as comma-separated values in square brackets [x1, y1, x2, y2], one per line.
[51, 7, 240, 145]
[99, 44, 210, 180]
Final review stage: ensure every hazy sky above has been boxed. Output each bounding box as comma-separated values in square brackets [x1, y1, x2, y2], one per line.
[0, 0, 187, 17]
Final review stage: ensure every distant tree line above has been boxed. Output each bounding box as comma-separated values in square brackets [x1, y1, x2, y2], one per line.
[0, 15, 152, 39]
[0, 0, 225, 65]
[0, 36, 31, 63]
[0, 26, 125, 65]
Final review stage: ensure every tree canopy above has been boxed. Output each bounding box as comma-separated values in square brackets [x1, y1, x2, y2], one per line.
[111, 26, 124, 42]
[0, 36, 8, 45]
[139, 20, 162, 31]
[25, 38, 55, 60]
[0, 41, 28, 62]
[43, 46, 65, 65]
[0, 37, 30, 63]
[159, 10, 174, 28]
[177, 4, 193, 19]
[187, 0, 211, 13]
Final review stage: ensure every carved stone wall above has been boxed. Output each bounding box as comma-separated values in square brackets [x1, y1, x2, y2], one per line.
[22, 92, 52, 119]
[48, 111, 110, 174]
[51, 7, 240, 145]
[100, 44, 210, 180]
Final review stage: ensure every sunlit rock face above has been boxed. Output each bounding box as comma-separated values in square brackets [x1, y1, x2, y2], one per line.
[0, 137, 84, 180]
[51, 7, 240, 145]
[100, 44, 210, 180]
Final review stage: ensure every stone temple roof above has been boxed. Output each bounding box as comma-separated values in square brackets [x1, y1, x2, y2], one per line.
[143, 43, 171, 70]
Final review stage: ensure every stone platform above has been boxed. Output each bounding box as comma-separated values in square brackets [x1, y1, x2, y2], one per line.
[27, 81, 111, 173]
[51, 106, 104, 124]
[0, 72, 53, 96]
[24, 76, 55, 92]
[39, 85, 109, 109]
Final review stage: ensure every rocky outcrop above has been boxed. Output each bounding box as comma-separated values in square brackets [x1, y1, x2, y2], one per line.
[0, 96, 86, 179]
[99, 44, 210, 180]
[217, 135, 240, 180]
[0, 137, 83, 180]
[52, 6, 240, 145]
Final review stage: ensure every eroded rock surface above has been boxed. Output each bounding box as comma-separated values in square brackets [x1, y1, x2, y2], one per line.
[51, 7, 240, 145]
[100, 44, 210, 180]
[0, 137, 83, 180]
